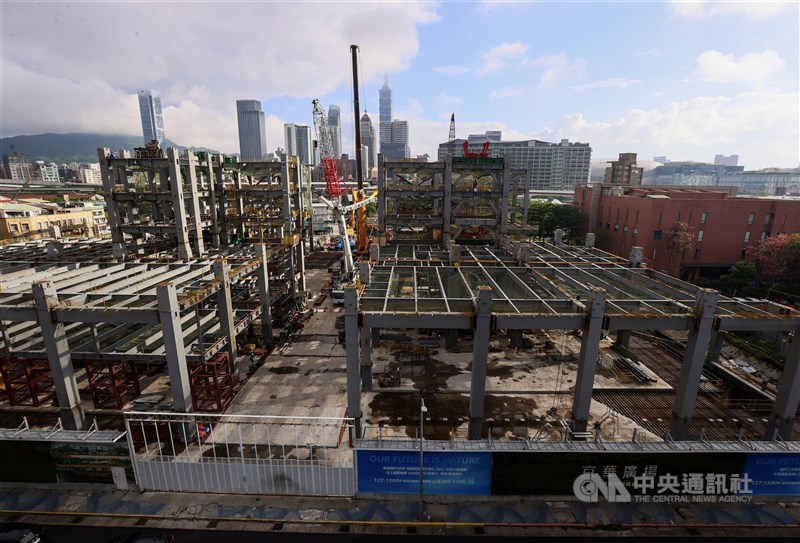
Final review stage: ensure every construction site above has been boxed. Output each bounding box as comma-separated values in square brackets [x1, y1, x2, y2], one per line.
[0, 144, 799, 499]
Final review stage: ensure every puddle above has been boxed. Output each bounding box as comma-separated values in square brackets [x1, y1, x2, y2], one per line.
[269, 366, 300, 374]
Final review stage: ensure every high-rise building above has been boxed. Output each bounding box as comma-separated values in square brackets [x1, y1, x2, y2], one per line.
[438, 132, 592, 191]
[604, 153, 643, 185]
[379, 73, 392, 140]
[381, 119, 410, 160]
[714, 154, 739, 167]
[360, 113, 378, 176]
[284, 123, 314, 166]
[328, 105, 342, 160]
[78, 163, 103, 184]
[36, 161, 60, 182]
[236, 99, 268, 161]
[138, 89, 165, 146]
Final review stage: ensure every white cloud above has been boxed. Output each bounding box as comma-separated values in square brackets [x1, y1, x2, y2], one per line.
[526, 52, 587, 89]
[572, 78, 642, 91]
[543, 91, 799, 169]
[436, 93, 463, 110]
[0, 2, 439, 153]
[671, 1, 791, 19]
[489, 85, 529, 99]
[694, 50, 784, 83]
[475, 41, 529, 77]
[435, 65, 469, 76]
[635, 49, 665, 58]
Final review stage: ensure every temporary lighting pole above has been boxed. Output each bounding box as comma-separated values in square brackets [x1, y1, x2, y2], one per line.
[351, 44, 364, 190]
[419, 398, 427, 518]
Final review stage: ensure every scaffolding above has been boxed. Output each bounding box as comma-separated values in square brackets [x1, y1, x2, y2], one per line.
[84, 360, 140, 409]
[0, 356, 54, 407]
[189, 352, 238, 413]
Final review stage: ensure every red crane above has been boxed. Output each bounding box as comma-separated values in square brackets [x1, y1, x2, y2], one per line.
[463, 140, 490, 158]
[311, 99, 343, 198]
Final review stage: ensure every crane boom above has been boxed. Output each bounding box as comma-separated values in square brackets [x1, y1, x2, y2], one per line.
[311, 99, 343, 198]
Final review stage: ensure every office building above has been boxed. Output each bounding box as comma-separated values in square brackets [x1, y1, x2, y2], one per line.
[647, 163, 744, 187]
[236, 99, 268, 161]
[284, 123, 314, 166]
[438, 132, 591, 191]
[714, 154, 739, 167]
[381, 120, 410, 160]
[379, 73, 392, 145]
[328, 105, 342, 159]
[359, 113, 378, 176]
[137, 89, 165, 146]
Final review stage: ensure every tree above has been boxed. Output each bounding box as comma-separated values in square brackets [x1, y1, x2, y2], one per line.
[718, 261, 761, 298]
[665, 221, 693, 256]
[746, 233, 800, 284]
[527, 200, 584, 242]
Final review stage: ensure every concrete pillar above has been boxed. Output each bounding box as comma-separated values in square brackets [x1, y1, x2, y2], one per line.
[360, 326, 372, 392]
[570, 287, 607, 434]
[97, 148, 127, 259]
[615, 330, 631, 348]
[446, 329, 458, 349]
[157, 283, 193, 413]
[442, 157, 453, 245]
[449, 244, 461, 265]
[359, 261, 371, 286]
[344, 286, 362, 438]
[213, 260, 237, 363]
[256, 244, 273, 345]
[32, 282, 85, 430]
[553, 229, 564, 245]
[509, 329, 524, 349]
[294, 169, 306, 293]
[377, 156, 386, 235]
[372, 328, 381, 348]
[585, 233, 596, 248]
[206, 158, 220, 249]
[499, 159, 510, 234]
[669, 289, 717, 440]
[166, 148, 192, 260]
[706, 331, 725, 364]
[184, 151, 205, 256]
[369, 243, 380, 263]
[629, 246, 644, 268]
[468, 286, 493, 440]
[522, 187, 530, 227]
[765, 332, 800, 440]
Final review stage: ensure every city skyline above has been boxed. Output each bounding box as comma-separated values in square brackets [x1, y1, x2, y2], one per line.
[1, 1, 798, 169]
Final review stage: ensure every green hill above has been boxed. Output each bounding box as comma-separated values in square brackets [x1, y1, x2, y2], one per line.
[0, 133, 221, 164]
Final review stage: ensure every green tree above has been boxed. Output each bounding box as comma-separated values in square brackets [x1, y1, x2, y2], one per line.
[527, 200, 584, 241]
[718, 261, 762, 298]
[665, 221, 693, 256]
[746, 233, 800, 284]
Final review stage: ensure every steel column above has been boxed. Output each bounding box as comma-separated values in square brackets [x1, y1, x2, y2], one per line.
[615, 330, 631, 348]
[468, 286, 493, 440]
[442, 157, 453, 245]
[167, 148, 193, 260]
[670, 289, 718, 440]
[184, 151, 205, 256]
[156, 283, 193, 412]
[97, 148, 126, 259]
[256, 244, 273, 345]
[706, 331, 724, 364]
[344, 286, 362, 438]
[213, 261, 236, 363]
[570, 287, 607, 434]
[765, 331, 800, 440]
[360, 326, 372, 392]
[32, 281, 85, 430]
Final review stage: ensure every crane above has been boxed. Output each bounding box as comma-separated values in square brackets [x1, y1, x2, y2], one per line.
[312, 98, 378, 280]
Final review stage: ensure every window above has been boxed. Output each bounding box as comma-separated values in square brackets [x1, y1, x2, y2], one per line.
[761, 232, 768, 240]
[21, 223, 30, 232]
[9, 223, 19, 233]
[652, 249, 657, 260]
[695, 248, 701, 259]
[700, 212, 707, 224]
[782, 213, 787, 226]
[764, 213, 773, 225]
[614, 223, 619, 231]
[658, 211, 663, 225]
[632, 227, 638, 237]
[744, 231, 751, 242]
[748, 213, 754, 225]
[654, 230, 663, 240]
[677, 212, 681, 222]
[697, 230, 704, 242]
[623, 225, 628, 233]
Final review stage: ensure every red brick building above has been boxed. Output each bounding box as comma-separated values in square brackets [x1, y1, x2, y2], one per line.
[573, 185, 800, 279]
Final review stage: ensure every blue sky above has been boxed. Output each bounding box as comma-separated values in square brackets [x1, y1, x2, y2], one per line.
[2, 1, 798, 168]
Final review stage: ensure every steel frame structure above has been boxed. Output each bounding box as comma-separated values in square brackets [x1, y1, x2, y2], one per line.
[346, 238, 800, 443]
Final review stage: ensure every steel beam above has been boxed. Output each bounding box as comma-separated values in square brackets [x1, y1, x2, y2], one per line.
[570, 287, 606, 434]
[156, 283, 193, 412]
[32, 281, 85, 431]
[468, 286, 492, 440]
[256, 244, 273, 345]
[670, 289, 718, 440]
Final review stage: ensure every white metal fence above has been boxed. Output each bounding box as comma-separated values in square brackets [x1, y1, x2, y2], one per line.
[124, 411, 355, 496]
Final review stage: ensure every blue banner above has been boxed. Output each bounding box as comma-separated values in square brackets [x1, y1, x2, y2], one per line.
[745, 453, 800, 496]
[357, 450, 492, 495]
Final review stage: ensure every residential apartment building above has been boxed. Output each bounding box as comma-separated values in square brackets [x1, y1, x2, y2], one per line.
[236, 99, 268, 161]
[0, 201, 107, 241]
[36, 161, 60, 182]
[78, 163, 103, 184]
[574, 184, 800, 279]
[3, 152, 33, 181]
[604, 153, 643, 185]
[438, 132, 591, 191]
